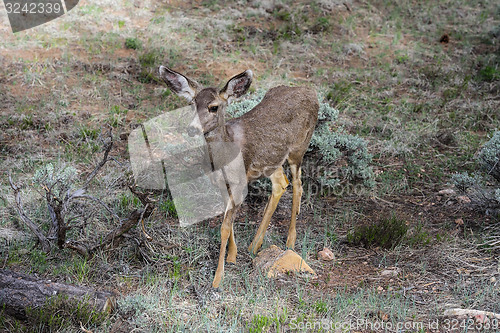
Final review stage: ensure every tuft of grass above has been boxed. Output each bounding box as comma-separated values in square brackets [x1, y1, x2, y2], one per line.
[325, 80, 352, 107]
[347, 215, 408, 249]
[313, 299, 328, 314]
[25, 294, 107, 331]
[29, 249, 49, 274]
[310, 16, 331, 33]
[159, 198, 178, 218]
[477, 65, 500, 82]
[406, 223, 432, 247]
[139, 51, 160, 68]
[247, 311, 287, 333]
[125, 37, 141, 50]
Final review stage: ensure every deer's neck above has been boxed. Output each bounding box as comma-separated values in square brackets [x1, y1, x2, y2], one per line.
[205, 112, 231, 142]
[204, 125, 231, 144]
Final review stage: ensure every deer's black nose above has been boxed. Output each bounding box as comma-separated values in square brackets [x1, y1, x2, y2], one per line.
[187, 126, 201, 137]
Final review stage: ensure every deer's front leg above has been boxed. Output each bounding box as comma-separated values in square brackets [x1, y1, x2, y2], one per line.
[286, 164, 303, 249]
[227, 222, 237, 264]
[212, 205, 238, 289]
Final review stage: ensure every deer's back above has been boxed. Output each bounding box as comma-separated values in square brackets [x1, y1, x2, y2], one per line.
[227, 86, 319, 180]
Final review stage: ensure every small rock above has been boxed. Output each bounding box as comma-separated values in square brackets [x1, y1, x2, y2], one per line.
[438, 189, 456, 195]
[378, 310, 389, 321]
[253, 245, 316, 278]
[381, 269, 399, 277]
[491, 276, 496, 283]
[474, 314, 488, 324]
[457, 196, 471, 204]
[318, 247, 335, 261]
[343, 43, 365, 55]
[439, 33, 450, 44]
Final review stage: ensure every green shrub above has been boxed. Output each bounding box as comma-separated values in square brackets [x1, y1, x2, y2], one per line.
[347, 215, 408, 249]
[477, 65, 500, 82]
[451, 172, 483, 193]
[477, 131, 500, 181]
[33, 163, 78, 197]
[451, 131, 500, 217]
[311, 123, 374, 188]
[125, 37, 140, 50]
[139, 51, 159, 68]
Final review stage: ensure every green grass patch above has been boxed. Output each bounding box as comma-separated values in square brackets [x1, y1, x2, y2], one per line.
[25, 294, 107, 331]
[477, 65, 500, 82]
[125, 37, 141, 50]
[347, 215, 408, 249]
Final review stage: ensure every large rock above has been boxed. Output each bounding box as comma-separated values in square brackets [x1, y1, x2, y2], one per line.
[253, 245, 316, 278]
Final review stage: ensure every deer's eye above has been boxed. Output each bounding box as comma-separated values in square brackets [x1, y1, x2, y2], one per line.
[208, 105, 219, 113]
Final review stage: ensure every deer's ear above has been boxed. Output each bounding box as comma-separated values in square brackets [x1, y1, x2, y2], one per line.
[159, 66, 200, 102]
[220, 70, 252, 103]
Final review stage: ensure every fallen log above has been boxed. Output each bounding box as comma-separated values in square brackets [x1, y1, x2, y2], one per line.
[444, 308, 500, 320]
[0, 269, 115, 321]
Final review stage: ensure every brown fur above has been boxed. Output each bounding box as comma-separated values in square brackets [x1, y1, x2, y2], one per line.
[226, 86, 319, 180]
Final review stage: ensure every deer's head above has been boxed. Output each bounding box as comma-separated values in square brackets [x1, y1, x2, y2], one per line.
[159, 66, 252, 137]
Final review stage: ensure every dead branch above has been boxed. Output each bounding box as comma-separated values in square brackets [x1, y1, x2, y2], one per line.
[52, 128, 114, 248]
[90, 204, 153, 252]
[8, 173, 51, 253]
[0, 269, 115, 320]
[83, 127, 113, 190]
[64, 202, 154, 257]
[8, 128, 159, 258]
[73, 194, 121, 220]
[64, 240, 90, 257]
[128, 184, 157, 206]
[444, 308, 500, 320]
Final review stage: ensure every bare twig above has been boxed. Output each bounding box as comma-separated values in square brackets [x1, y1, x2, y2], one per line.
[140, 207, 154, 241]
[64, 241, 89, 257]
[74, 194, 121, 221]
[128, 185, 157, 206]
[83, 127, 113, 190]
[89, 204, 154, 254]
[8, 173, 51, 253]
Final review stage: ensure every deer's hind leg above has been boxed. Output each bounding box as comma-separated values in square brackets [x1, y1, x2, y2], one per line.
[286, 163, 303, 249]
[248, 166, 289, 255]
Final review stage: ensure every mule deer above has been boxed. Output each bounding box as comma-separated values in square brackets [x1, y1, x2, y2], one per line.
[159, 66, 319, 288]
